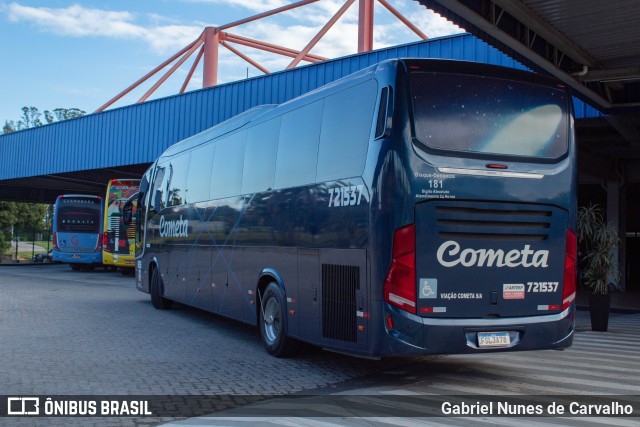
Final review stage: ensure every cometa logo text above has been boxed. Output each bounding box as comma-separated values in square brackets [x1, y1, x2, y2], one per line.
[159, 215, 189, 238]
[437, 240, 549, 268]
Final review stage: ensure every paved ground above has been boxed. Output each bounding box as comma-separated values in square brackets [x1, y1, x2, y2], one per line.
[1, 264, 639, 426]
[166, 312, 640, 426]
[0, 264, 417, 426]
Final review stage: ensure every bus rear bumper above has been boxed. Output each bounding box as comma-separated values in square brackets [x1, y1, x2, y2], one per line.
[102, 251, 136, 268]
[52, 250, 103, 265]
[380, 303, 575, 356]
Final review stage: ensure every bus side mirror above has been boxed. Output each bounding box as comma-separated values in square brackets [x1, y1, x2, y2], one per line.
[122, 192, 138, 225]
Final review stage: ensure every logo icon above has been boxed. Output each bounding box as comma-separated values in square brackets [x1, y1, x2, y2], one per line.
[419, 278, 438, 299]
[7, 397, 40, 415]
[503, 283, 525, 299]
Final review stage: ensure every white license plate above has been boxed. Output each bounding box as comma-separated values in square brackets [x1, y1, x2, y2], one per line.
[478, 332, 511, 348]
[71, 255, 81, 259]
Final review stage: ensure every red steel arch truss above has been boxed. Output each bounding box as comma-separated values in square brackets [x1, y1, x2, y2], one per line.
[96, 0, 428, 112]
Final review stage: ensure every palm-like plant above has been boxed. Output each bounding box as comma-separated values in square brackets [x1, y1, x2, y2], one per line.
[577, 204, 620, 294]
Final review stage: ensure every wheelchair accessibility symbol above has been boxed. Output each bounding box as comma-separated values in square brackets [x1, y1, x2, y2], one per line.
[419, 278, 437, 299]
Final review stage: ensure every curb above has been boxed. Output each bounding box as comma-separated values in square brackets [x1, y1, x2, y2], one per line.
[0, 262, 63, 267]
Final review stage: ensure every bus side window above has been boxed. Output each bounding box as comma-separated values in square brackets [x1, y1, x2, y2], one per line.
[274, 100, 323, 189]
[210, 131, 247, 199]
[375, 86, 392, 139]
[242, 117, 281, 194]
[316, 80, 377, 182]
[187, 142, 215, 203]
[138, 170, 150, 213]
[167, 153, 191, 206]
[150, 165, 167, 213]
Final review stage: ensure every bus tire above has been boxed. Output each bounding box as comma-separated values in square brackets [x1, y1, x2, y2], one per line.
[259, 283, 299, 357]
[150, 268, 173, 310]
[70, 263, 81, 271]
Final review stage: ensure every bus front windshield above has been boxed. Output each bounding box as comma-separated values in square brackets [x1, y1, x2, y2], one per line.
[410, 72, 568, 159]
[57, 198, 101, 233]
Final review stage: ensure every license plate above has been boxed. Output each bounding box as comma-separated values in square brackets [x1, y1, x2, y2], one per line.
[71, 255, 81, 259]
[478, 332, 511, 348]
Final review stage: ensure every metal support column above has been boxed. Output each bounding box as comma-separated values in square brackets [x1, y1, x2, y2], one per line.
[358, 0, 374, 52]
[203, 27, 220, 87]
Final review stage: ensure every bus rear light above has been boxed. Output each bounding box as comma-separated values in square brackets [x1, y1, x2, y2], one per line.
[386, 314, 394, 330]
[103, 232, 110, 250]
[486, 163, 508, 169]
[384, 224, 417, 314]
[562, 229, 577, 311]
[53, 232, 58, 250]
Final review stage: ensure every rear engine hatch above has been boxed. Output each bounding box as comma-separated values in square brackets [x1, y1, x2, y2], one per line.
[415, 200, 567, 318]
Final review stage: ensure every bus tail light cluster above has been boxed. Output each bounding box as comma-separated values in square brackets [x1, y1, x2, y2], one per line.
[52, 232, 58, 250]
[103, 232, 110, 252]
[384, 224, 417, 314]
[562, 229, 577, 311]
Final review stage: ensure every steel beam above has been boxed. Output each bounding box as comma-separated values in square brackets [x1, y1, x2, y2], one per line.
[288, 0, 356, 69]
[358, 0, 374, 52]
[203, 27, 220, 87]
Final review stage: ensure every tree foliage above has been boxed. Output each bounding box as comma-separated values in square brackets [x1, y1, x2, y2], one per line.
[2, 106, 85, 134]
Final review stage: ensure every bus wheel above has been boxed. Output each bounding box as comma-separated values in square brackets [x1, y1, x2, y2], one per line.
[150, 268, 173, 310]
[259, 283, 298, 357]
[70, 264, 81, 271]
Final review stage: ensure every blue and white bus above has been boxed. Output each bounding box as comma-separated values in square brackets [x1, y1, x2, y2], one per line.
[52, 194, 104, 270]
[126, 59, 576, 357]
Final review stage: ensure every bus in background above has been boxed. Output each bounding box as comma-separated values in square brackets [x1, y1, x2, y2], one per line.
[126, 59, 576, 358]
[52, 194, 104, 270]
[103, 179, 140, 274]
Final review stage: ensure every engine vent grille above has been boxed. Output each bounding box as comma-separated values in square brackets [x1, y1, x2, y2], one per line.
[322, 264, 358, 342]
[435, 205, 552, 241]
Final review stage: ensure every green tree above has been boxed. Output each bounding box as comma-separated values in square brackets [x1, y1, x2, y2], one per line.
[0, 202, 18, 252]
[2, 106, 86, 135]
[0, 202, 49, 253]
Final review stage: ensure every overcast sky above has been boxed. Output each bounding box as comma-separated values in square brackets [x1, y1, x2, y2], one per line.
[0, 0, 461, 122]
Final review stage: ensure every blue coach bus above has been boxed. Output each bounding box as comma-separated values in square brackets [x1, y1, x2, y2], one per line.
[52, 194, 104, 270]
[126, 59, 576, 357]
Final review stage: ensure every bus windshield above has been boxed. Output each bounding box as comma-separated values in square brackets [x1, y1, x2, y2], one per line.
[410, 72, 568, 159]
[57, 197, 101, 233]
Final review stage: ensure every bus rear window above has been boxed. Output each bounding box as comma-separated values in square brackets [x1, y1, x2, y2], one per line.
[410, 72, 568, 159]
[57, 199, 100, 233]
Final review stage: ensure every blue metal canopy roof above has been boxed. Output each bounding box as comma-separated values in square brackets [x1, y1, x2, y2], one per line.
[0, 33, 601, 202]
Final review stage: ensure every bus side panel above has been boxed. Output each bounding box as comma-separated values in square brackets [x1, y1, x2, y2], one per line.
[166, 241, 188, 302]
[185, 246, 213, 312]
[296, 248, 320, 342]
[215, 246, 245, 321]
